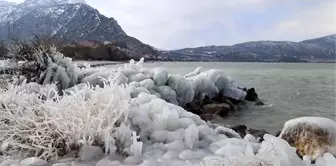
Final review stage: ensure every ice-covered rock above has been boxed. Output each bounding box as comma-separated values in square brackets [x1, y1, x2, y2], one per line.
[257, 134, 306, 166]
[123, 156, 143, 165]
[95, 159, 115, 166]
[167, 75, 194, 106]
[130, 87, 151, 98]
[202, 69, 231, 93]
[203, 156, 272, 166]
[78, 146, 104, 161]
[20, 157, 47, 166]
[81, 71, 113, 87]
[244, 134, 258, 143]
[4, 58, 332, 166]
[165, 140, 186, 152]
[315, 153, 336, 166]
[179, 149, 208, 160]
[202, 103, 231, 117]
[52, 163, 70, 166]
[184, 124, 199, 149]
[222, 87, 247, 101]
[127, 73, 148, 82]
[70, 161, 94, 166]
[279, 117, 336, 161]
[185, 67, 203, 78]
[191, 75, 218, 99]
[155, 85, 178, 105]
[0, 159, 19, 166]
[152, 68, 168, 86]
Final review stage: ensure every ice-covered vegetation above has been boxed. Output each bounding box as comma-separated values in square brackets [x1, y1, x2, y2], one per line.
[0, 48, 335, 166]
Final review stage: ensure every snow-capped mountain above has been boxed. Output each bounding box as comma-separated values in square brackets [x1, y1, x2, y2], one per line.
[0, 0, 158, 59]
[162, 34, 336, 62]
[0, 1, 16, 23]
[301, 34, 336, 50]
[24, 0, 86, 5]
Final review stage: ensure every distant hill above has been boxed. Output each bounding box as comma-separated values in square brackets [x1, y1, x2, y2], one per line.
[160, 34, 336, 63]
[301, 34, 336, 50]
[0, 0, 158, 60]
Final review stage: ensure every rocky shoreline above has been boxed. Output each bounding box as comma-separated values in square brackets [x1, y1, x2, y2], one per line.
[0, 46, 335, 165]
[183, 88, 273, 144]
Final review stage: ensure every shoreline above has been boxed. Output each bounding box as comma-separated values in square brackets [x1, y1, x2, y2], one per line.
[0, 57, 335, 165]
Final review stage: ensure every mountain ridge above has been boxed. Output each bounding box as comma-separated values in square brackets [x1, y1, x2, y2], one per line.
[0, 0, 158, 59]
[160, 34, 336, 62]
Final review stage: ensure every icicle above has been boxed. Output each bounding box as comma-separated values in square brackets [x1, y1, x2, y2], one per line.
[130, 131, 143, 157]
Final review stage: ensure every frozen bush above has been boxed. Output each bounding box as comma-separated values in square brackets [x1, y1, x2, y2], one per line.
[0, 78, 132, 160]
[11, 41, 79, 92]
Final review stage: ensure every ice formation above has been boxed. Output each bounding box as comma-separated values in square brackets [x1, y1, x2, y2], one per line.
[279, 117, 336, 161]
[0, 57, 335, 166]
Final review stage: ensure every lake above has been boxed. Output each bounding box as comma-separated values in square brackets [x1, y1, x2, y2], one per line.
[107, 62, 336, 132]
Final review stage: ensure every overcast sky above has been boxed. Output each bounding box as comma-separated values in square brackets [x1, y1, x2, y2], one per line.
[7, 0, 336, 49]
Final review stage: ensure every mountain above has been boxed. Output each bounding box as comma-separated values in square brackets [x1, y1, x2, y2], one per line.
[161, 35, 336, 62]
[0, 0, 158, 59]
[301, 34, 336, 50]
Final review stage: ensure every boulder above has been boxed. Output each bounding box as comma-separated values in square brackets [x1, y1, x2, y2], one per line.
[246, 128, 269, 142]
[229, 125, 269, 142]
[212, 96, 241, 111]
[229, 125, 247, 138]
[275, 131, 281, 137]
[279, 117, 336, 161]
[202, 103, 231, 117]
[185, 99, 203, 115]
[244, 88, 259, 102]
[255, 101, 265, 106]
[199, 113, 215, 122]
[78, 146, 104, 161]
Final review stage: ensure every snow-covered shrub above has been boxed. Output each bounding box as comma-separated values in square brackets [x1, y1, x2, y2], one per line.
[0, 78, 132, 160]
[8, 37, 79, 92]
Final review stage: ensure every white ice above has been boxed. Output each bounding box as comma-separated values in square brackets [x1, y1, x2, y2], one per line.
[0, 57, 335, 166]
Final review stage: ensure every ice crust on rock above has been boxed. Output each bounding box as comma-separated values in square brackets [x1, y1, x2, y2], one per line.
[0, 58, 335, 166]
[279, 117, 336, 161]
